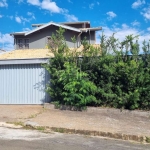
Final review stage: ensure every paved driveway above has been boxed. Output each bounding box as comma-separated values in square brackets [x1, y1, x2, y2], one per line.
[0, 105, 43, 122]
[0, 105, 149, 142]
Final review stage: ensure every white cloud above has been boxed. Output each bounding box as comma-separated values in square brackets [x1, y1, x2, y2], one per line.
[27, 0, 40, 6]
[0, 33, 14, 51]
[65, 14, 78, 22]
[141, 6, 150, 20]
[89, 2, 99, 9]
[68, 0, 72, 3]
[89, 3, 94, 9]
[15, 15, 35, 24]
[5, 44, 14, 50]
[27, 0, 77, 22]
[27, 12, 32, 16]
[15, 16, 30, 24]
[0, 15, 3, 18]
[0, 0, 8, 7]
[41, 0, 62, 13]
[131, 20, 140, 26]
[20, 16, 29, 22]
[106, 11, 117, 20]
[23, 28, 31, 31]
[122, 23, 129, 29]
[15, 16, 22, 23]
[18, 0, 23, 4]
[9, 15, 13, 20]
[147, 27, 150, 31]
[97, 2, 100, 5]
[27, 0, 62, 13]
[132, 0, 145, 9]
[27, 12, 35, 19]
[96, 24, 150, 52]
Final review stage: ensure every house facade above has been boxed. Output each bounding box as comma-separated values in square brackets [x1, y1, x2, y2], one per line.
[10, 21, 102, 49]
[0, 21, 102, 105]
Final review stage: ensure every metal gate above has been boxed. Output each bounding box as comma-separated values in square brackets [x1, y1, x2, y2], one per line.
[0, 63, 50, 104]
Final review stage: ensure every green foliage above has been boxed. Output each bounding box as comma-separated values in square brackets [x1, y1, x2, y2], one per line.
[146, 137, 150, 143]
[44, 27, 69, 103]
[44, 27, 150, 111]
[59, 62, 97, 109]
[80, 33, 150, 110]
[44, 27, 97, 110]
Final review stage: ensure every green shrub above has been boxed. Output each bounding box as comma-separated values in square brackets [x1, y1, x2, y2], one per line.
[44, 27, 150, 110]
[58, 62, 97, 110]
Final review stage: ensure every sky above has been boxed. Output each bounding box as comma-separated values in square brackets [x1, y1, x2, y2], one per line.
[0, 0, 150, 51]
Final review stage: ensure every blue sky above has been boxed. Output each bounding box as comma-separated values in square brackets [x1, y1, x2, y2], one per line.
[0, 0, 150, 50]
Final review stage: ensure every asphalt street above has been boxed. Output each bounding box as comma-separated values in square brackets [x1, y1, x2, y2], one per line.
[0, 127, 149, 150]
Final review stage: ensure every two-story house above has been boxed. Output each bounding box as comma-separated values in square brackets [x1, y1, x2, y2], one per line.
[0, 21, 102, 105]
[10, 21, 102, 49]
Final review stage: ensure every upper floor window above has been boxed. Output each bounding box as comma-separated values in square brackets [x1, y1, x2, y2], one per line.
[47, 36, 52, 43]
[46, 36, 53, 48]
[24, 39, 29, 49]
[17, 39, 29, 49]
[18, 39, 23, 49]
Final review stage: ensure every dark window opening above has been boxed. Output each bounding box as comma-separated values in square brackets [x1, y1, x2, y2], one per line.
[17, 39, 29, 49]
[24, 39, 29, 49]
[18, 39, 23, 49]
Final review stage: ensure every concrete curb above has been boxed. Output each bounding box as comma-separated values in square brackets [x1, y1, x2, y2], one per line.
[0, 122, 22, 129]
[23, 121, 150, 144]
[2, 121, 150, 144]
[42, 104, 150, 143]
[50, 127, 149, 144]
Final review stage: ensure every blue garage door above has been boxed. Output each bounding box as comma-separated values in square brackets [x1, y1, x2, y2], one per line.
[0, 64, 50, 104]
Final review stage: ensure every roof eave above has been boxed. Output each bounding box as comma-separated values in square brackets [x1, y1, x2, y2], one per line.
[81, 27, 102, 32]
[10, 33, 26, 36]
[88, 27, 102, 31]
[60, 21, 90, 25]
[25, 22, 81, 36]
[32, 21, 91, 27]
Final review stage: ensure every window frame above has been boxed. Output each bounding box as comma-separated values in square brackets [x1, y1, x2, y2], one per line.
[17, 38, 29, 49]
[24, 39, 29, 49]
[17, 39, 23, 49]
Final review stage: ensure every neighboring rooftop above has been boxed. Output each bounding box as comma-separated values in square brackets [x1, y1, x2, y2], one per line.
[0, 49, 53, 60]
[80, 27, 102, 32]
[10, 31, 27, 36]
[10, 21, 102, 36]
[0, 44, 101, 60]
[0, 49, 6, 52]
[32, 21, 90, 27]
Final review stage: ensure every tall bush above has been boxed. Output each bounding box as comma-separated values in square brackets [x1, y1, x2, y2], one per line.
[44, 27, 97, 110]
[44, 27, 150, 110]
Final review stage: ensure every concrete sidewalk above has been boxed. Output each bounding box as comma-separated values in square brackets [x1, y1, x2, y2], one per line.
[0, 105, 150, 143]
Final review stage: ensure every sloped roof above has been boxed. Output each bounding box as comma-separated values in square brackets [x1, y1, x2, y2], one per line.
[0, 44, 101, 60]
[80, 27, 102, 32]
[32, 21, 90, 27]
[10, 31, 27, 36]
[60, 21, 90, 25]
[10, 22, 81, 36]
[11, 21, 102, 36]
[25, 22, 81, 36]
[0, 49, 54, 60]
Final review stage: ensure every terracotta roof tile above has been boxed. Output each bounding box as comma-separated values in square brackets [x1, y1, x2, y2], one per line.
[0, 44, 101, 60]
[0, 49, 54, 60]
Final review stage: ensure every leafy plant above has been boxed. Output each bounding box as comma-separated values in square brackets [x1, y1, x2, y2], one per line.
[44, 27, 150, 110]
[58, 62, 97, 110]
